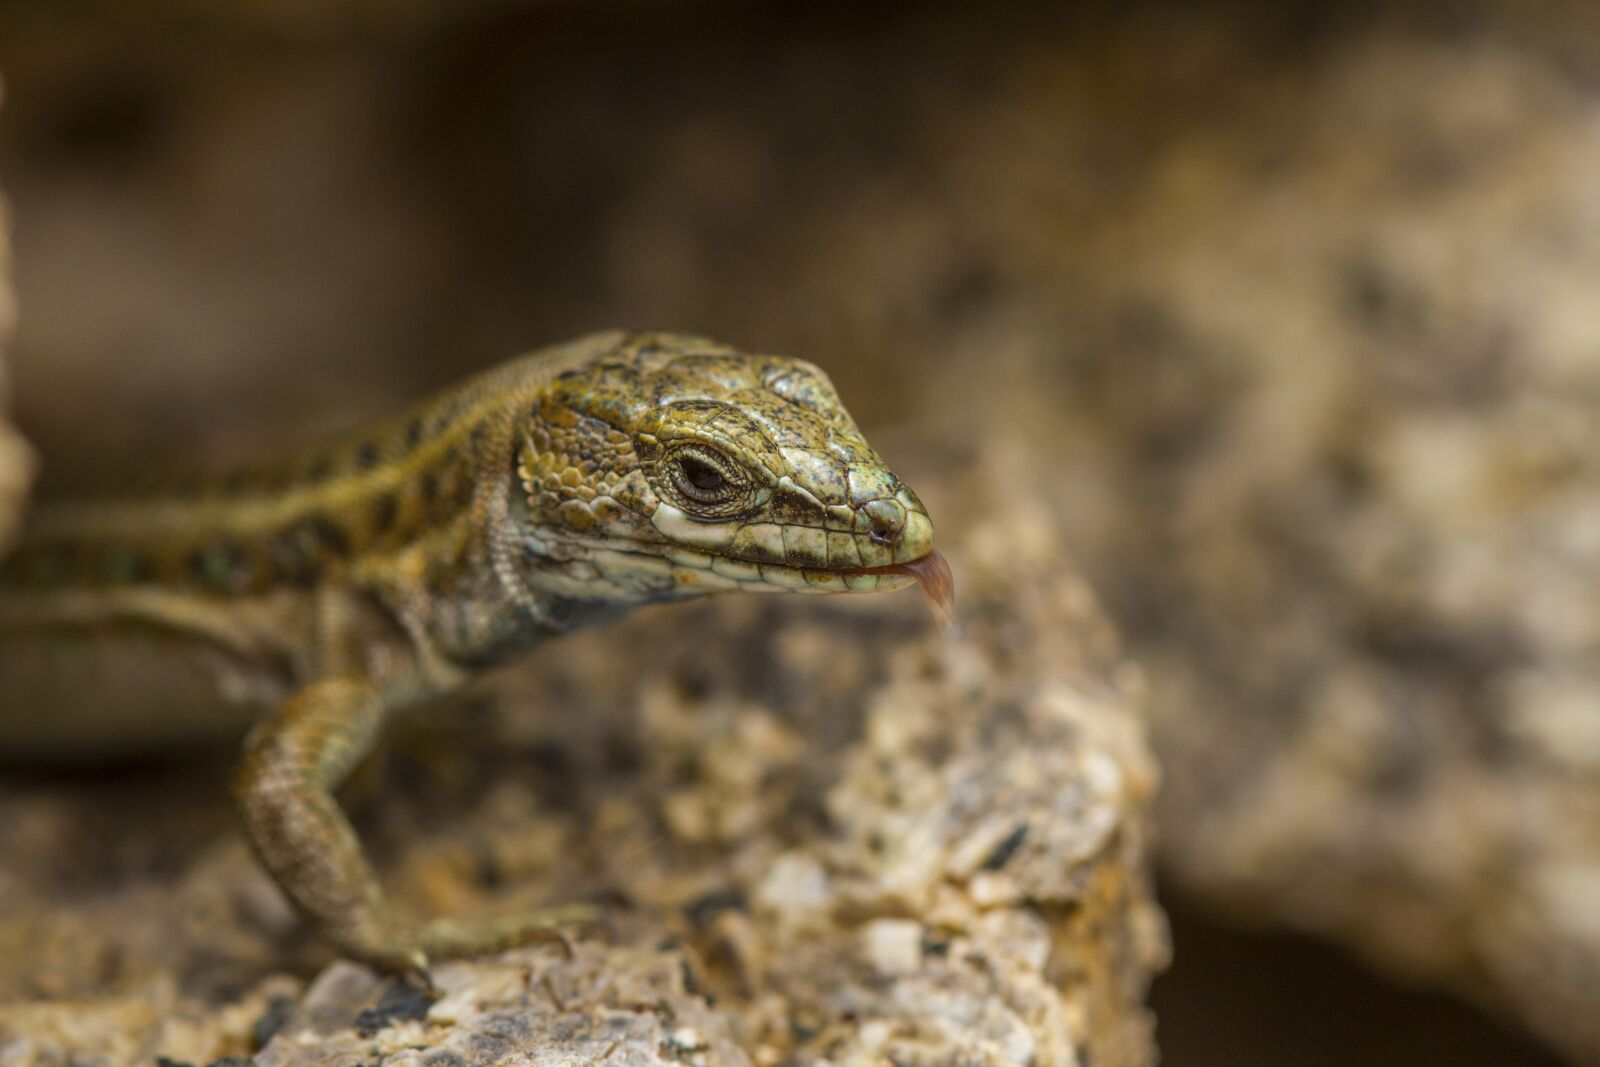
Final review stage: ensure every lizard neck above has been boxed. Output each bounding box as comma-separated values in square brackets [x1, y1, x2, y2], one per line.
[509, 507, 706, 627]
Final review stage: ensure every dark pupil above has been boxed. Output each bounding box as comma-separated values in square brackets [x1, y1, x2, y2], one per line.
[682, 457, 725, 492]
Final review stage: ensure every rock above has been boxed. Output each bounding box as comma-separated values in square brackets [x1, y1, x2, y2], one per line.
[0, 442, 1166, 1066]
[860, 918, 922, 977]
[1008, 28, 1600, 1065]
[0, 975, 303, 1067]
[14, 0, 1597, 1058]
[366, 9, 1597, 1058]
[255, 950, 750, 1067]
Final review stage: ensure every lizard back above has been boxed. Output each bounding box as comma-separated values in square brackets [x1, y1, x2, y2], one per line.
[0, 332, 625, 758]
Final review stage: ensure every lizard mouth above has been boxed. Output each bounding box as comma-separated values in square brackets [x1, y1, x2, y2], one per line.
[792, 549, 955, 627]
[584, 535, 955, 624]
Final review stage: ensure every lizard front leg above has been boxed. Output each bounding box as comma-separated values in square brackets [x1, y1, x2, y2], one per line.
[234, 675, 592, 972]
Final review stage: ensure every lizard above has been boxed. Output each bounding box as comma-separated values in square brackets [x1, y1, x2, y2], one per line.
[0, 330, 951, 974]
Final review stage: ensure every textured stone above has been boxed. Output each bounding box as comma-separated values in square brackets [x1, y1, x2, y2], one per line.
[0, 975, 302, 1067]
[0, 440, 1164, 1066]
[396, 10, 1600, 1058]
[7, 0, 1600, 1061]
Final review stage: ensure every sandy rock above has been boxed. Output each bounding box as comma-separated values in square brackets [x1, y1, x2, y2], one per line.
[10, 0, 1593, 1058]
[1037, 32, 1600, 1064]
[255, 949, 749, 1067]
[0, 975, 301, 1067]
[381, 10, 1599, 1057]
[0, 444, 1165, 1066]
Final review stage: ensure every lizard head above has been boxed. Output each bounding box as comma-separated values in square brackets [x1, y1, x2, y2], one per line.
[513, 332, 948, 614]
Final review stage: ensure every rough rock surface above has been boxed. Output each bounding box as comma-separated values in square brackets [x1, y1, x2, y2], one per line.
[371, 10, 1599, 1058]
[0, 444, 1165, 1066]
[1064, 41, 1600, 1065]
[4, 1, 1600, 1061]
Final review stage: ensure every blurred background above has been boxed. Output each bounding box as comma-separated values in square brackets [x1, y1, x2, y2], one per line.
[1, 1, 1598, 1063]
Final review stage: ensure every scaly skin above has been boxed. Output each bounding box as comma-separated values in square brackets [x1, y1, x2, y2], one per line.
[0, 331, 938, 972]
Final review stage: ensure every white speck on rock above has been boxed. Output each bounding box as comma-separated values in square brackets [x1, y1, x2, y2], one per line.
[667, 1026, 708, 1053]
[861, 918, 924, 976]
[755, 853, 831, 918]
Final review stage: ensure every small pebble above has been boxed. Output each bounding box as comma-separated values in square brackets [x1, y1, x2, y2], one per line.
[861, 918, 923, 976]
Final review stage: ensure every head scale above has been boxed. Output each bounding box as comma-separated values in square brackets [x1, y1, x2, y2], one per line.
[514, 333, 933, 604]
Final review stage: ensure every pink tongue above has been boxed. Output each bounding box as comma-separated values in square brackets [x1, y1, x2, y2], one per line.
[886, 549, 955, 628]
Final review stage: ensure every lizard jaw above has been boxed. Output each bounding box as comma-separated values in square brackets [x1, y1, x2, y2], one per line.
[522, 513, 952, 620]
[662, 546, 954, 626]
[811, 550, 955, 626]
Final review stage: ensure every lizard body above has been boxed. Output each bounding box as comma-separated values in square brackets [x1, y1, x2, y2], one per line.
[0, 331, 942, 972]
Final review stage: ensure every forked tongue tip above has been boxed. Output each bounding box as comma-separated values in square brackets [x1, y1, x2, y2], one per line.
[892, 548, 956, 629]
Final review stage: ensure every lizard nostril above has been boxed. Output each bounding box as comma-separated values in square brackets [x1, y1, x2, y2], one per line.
[864, 498, 907, 546]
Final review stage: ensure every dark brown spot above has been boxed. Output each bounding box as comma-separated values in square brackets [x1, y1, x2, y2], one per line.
[981, 822, 1030, 870]
[252, 996, 295, 1049]
[369, 492, 399, 536]
[452, 466, 475, 509]
[416, 468, 440, 506]
[274, 551, 312, 588]
[404, 417, 425, 449]
[684, 888, 746, 931]
[306, 456, 334, 483]
[354, 981, 435, 1037]
[274, 514, 350, 585]
[357, 440, 381, 470]
[306, 515, 351, 557]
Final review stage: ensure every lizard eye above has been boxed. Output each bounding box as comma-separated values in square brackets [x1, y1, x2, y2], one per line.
[678, 456, 725, 495]
[656, 443, 757, 518]
[644, 434, 761, 519]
